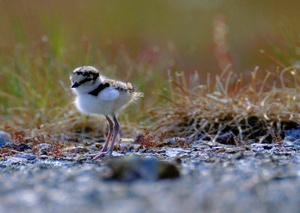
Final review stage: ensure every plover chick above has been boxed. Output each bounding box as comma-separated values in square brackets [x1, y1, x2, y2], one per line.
[70, 66, 142, 159]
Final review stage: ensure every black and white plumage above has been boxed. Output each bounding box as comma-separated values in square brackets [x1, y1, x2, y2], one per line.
[70, 66, 142, 159]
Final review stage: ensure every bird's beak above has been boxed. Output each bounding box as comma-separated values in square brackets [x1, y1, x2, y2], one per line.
[71, 82, 80, 88]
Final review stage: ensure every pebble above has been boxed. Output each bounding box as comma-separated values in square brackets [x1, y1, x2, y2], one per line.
[0, 131, 11, 148]
[105, 155, 180, 181]
[13, 153, 37, 160]
[9, 143, 31, 152]
[284, 128, 300, 141]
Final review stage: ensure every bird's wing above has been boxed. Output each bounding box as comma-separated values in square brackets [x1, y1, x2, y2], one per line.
[99, 87, 120, 101]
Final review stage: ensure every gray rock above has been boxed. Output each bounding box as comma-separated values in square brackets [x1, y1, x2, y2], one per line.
[9, 143, 30, 151]
[0, 131, 11, 148]
[13, 153, 37, 160]
[105, 156, 180, 181]
[284, 128, 300, 141]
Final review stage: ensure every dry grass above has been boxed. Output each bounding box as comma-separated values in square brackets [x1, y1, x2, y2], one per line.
[149, 66, 300, 145]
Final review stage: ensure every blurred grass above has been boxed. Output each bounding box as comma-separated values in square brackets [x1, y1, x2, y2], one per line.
[0, 0, 300, 136]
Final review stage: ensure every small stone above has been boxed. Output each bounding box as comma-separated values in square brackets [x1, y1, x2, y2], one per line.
[105, 156, 180, 181]
[9, 143, 30, 151]
[174, 157, 182, 164]
[39, 155, 49, 159]
[13, 153, 36, 160]
[225, 148, 239, 153]
[0, 131, 11, 148]
[63, 146, 89, 154]
[284, 128, 300, 141]
[36, 143, 51, 155]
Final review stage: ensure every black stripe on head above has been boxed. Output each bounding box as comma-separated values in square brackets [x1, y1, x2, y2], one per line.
[75, 71, 99, 78]
[73, 66, 99, 78]
[88, 82, 110, 96]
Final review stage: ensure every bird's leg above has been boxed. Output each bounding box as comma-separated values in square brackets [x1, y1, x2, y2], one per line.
[108, 114, 119, 155]
[101, 116, 113, 152]
[92, 116, 113, 160]
[93, 115, 119, 160]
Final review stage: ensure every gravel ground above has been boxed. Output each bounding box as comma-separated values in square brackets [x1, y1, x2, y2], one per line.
[1, 139, 300, 213]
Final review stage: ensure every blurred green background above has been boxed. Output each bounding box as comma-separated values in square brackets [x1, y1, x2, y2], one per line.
[0, 0, 300, 127]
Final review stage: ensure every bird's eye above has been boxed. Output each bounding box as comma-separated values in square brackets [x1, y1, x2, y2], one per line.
[79, 78, 92, 84]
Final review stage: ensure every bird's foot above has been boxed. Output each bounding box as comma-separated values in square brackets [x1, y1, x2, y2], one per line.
[91, 149, 112, 160]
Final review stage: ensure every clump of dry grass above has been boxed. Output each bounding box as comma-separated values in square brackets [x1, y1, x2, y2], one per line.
[150, 66, 300, 145]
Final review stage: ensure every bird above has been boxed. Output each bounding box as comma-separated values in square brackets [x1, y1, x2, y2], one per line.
[70, 66, 143, 159]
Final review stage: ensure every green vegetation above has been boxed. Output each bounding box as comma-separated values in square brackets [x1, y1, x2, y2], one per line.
[1, 1, 300, 148]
